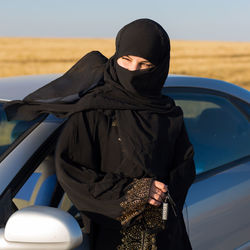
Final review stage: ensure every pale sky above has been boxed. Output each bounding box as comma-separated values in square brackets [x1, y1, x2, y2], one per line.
[0, 0, 250, 41]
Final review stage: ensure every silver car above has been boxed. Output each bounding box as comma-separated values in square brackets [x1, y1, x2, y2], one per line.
[0, 74, 249, 250]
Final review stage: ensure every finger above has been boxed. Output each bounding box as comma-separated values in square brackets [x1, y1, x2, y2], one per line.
[150, 193, 163, 202]
[150, 183, 167, 201]
[150, 188, 166, 201]
[153, 187, 163, 195]
[154, 187, 167, 200]
[148, 198, 161, 207]
[153, 180, 167, 192]
[153, 181, 168, 193]
[150, 185, 160, 195]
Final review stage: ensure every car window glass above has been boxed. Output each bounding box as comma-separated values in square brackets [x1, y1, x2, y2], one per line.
[164, 91, 250, 175]
[0, 102, 43, 158]
[12, 151, 81, 227]
[13, 154, 57, 209]
[13, 152, 74, 214]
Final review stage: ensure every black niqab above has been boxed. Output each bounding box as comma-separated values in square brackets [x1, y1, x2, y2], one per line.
[115, 19, 169, 66]
[106, 18, 170, 97]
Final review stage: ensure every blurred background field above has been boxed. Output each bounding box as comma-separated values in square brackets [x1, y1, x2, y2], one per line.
[0, 37, 249, 90]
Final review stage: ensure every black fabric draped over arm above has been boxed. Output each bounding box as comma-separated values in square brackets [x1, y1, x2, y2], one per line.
[55, 107, 195, 222]
[55, 111, 133, 221]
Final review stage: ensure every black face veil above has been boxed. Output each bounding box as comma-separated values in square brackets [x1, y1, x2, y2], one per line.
[107, 18, 171, 97]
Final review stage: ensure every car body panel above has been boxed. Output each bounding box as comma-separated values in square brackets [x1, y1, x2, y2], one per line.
[186, 161, 250, 249]
[165, 75, 250, 104]
[0, 74, 60, 101]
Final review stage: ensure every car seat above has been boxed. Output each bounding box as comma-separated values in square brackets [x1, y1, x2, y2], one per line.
[13, 155, 58, 209]
[196, 107, 239, 144]
[13, 153, 76, 216]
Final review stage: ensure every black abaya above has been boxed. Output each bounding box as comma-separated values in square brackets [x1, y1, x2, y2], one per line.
[55, 108, 195, 249]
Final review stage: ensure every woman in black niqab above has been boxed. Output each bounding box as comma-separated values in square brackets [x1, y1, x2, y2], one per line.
[105, 18, 170, 98]
[55, 19, 195, 250]
[5, 19, 196, 250]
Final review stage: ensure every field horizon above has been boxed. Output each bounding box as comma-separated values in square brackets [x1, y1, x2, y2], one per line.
[0, 37, 250, 90]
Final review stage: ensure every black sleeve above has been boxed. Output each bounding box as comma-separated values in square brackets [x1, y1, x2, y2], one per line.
[56, 113, 149, 221]
[55, 111, 133, 220]
[167, 119, 196, 214]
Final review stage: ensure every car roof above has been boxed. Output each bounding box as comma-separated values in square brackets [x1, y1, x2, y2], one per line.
[0, 74, 61, 101]
[0, 74, 249, 103]
[165, 75, 250, 103]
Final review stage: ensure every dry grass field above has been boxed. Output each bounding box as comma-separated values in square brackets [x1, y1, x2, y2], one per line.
[0, 38, 250, 90]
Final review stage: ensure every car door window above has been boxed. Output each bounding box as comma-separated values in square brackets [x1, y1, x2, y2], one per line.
[0, 102, 43, 158]
[12, 150, 78, 220]
[13, 154, 57, 210]
[12, 150, 82, 227]
[164, 90, 250, 174]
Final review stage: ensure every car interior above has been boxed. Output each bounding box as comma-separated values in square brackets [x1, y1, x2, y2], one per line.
[12, 152, 83, 228]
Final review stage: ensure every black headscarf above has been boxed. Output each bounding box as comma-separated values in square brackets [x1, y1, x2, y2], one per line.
[108, 18, 170, 97]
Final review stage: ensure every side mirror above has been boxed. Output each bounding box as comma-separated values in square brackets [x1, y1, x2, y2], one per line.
[0, 206, 83, 249]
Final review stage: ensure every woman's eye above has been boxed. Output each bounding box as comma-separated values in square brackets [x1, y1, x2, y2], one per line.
[122, 56, 131, 61]
[141, 63, 154, 68]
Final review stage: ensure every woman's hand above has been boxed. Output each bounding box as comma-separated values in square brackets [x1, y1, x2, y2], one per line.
[148, 180, 168, 206]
